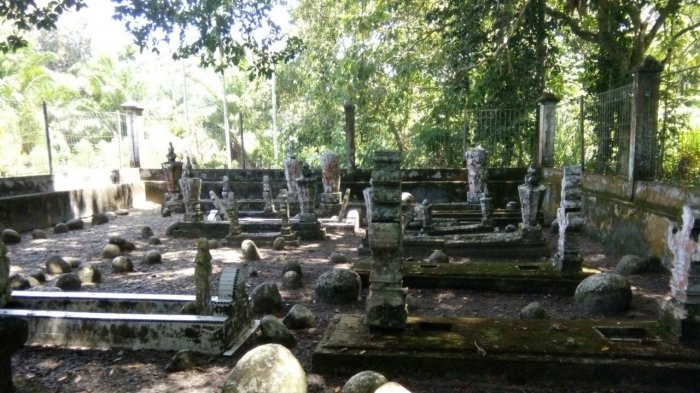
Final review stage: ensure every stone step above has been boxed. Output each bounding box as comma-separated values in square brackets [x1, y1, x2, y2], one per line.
[0, 308, 244, 354]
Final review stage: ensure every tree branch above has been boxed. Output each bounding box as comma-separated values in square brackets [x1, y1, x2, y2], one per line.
[644, 0, 683, 48]
[661, 20, 700, 65]
[545, 5, 597, 43]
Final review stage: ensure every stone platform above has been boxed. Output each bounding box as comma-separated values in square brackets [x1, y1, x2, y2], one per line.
[353, 260, 595, 295]
[403, 231, 550, 258]
[313, 314, 700, 389]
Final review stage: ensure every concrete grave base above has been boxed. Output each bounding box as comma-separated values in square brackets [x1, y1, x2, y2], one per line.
[403, 231, 550, 259]
[313, 314, 700, 390]
[353, 260, 596, 295]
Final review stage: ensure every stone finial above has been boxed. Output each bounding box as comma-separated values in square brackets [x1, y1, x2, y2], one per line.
[166, 142, 176, 162]
[524, 164, 540, 187]
[182, 156, 194, 178]
[194, 238, 212, 315]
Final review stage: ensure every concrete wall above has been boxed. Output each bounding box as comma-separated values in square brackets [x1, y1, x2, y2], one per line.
[542, 168, 700, 269]
[0, 183, 140, 232]
[0, 175, 53, 196]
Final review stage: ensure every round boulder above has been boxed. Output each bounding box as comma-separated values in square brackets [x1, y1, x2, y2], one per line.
[315, 269, 362, 304]
[575, 273, 632, 315]
[165, 349, 196, 373]
[53, 223, 69, 234]
[282, 271, 302, 290]
[341, 370, 389, 393]
[272, 237, 286, 251]
[375, 382, 411, 393]
[45, 254, 71, 274]
[260, 315, 296, 348]
[282, 259, 303, 277]
[77, 265, 102, 284]
[9, 274, 30, 290]
[329, 252, 347, 264]
[147, 236, 162, 245]
[283, 304, 316, 330]
[401, 192, 416, 204]
[1, 228, 21, 244]
[55, 273, 82, 291]
[250, 282, 282, 314]
[143, 250, 162, 264]
[208, 239, 220, 250]
[31, 229, 47, 239]
[66, 218, 84, 230]
[614, 254, 651, 276]
[109, 237, 135, 252]
[112, 256, 134, 273]
[140, 226, 154, 239]
[519, 301, 547, 319]
[504, 224, 517, 233]
[427, 249, 449, 264]
[241, 239, 261, 261]
[91, 213, 110, 226]
[64, 257, 81, 269]
[102, 244, 121, 259]
[221, 344, 306, 393]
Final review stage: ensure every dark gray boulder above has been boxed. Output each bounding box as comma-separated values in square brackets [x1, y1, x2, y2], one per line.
[53, 223, 69, 234]
[9, 274, 30, 290]
[147, 236, 162, 245]
[272, 237, 285, 251]
[260, 315, 296, 348]
[282, 259, 303, 277]
[329, 252, 348, 264]
[31, 229, 47, 239]
[45, 254, 71, 274]
[341, 370, 389, 393]
[143, 250, 162, 264]
[283, 304, 316, 329]
[1, 229, 21, 244]
[282, 271, 303, 289]
[575, 273, 632, 315]
[519, 301, 547, 319]
[315, 269, 362, 304]
[109, 237, 135, 252]
[165, 350, 196, 373]
[91, 213, 109, 225]
[614, 254, 652, 276]
[250, 282, 282, 314]
[140, 226, 154, 239]
[55, 273, 82, 291]
[65, 218, 84, 230]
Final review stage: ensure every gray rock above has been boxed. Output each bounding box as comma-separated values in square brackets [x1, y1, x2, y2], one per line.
[519, 301, 547, 319]
[115, 209, 129, 216]
[102, 244, 121, 259]
[341, 370, 389, 393]
[282, 259, 303, 277]
[506, 201, 519, 211]
[315, 269, 362, 304]
[31, 229, 47, 239]
[504, 224, 517, 233]
[1, 228, 21, 244]
[109, 237, 135, 252]
[401, 192, 416, 204]
[260, 315, 296, 348]
[250, 282, 282, 314]
[64, 257, 81, 269]
[29, 271, 46, 283]
[575, 273, 631, 315]
[282, 304, 315, 329]
[45, 255, 71, 274]
[9, 274, 30, 290]
[208, 239, 220, 250]
[427, 249, 449, 264]
[165, 349, 196, 373]
[77, 265, 102, 284]
[329, 252, 347, 264]
[65, 218, 84, 230]
[55, 273, 82, 291]
[375, 382, 411, 393]
[143, 250, 162, 264]
[147, 236, 162, 245]
[241, 239, 261, 261]
[614, 254, 651, 276]
[105, 211, 118, 220]
[53, 223, 69, 234]
[112, 256, 134, 273]
[272, 237, 286, 251]
[221, 344, 306, 393]
[91, 213, 109, 225]
[140, 226, 154, 239]
[282, 271, 302, 289]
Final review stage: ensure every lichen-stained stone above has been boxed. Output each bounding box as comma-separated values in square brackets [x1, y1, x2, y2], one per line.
[221, 344, 306, 393]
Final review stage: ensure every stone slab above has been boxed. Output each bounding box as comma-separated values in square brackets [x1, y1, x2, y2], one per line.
[313, 314, 700, 389]
[353, 260, 595, 295]
[403, 232, 550, 258]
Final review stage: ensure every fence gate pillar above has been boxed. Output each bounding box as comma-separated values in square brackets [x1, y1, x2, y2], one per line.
[120, 101, 144, 168]
[537, 93, 560, 168]
[628, 56, 663, 181]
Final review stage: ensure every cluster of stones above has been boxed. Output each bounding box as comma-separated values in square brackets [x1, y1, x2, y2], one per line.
[660, 205, 700, 344]
[295, 163, 325, 240]
[179, 156, 203, 223]
[365, 150, 407, 330]
[554, 166, 584, 272]
[465, 145, 489, 204]
[161, 142, 185, 214]
[318, 151, 342, 217]
[518, 164, 546, 241]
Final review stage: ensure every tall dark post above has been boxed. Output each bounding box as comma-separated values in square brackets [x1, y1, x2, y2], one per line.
[537, 93, 560, 168]
[628, 56, 663, 181]
[120, 101, 144, 168]
[344, 101, 356, 171]
[239, 113, 246, 169]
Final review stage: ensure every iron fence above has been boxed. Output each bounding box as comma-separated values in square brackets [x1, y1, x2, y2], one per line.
[463, 108, 536, 168]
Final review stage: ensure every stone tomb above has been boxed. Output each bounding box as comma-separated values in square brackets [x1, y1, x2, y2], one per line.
[2, 265, 258, 355]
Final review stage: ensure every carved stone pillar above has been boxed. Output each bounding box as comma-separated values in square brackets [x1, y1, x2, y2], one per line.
[225, 192, 242, 239]
[179, 157, 203, 223]
[518, 165, 546, 227]
[554, 166, 583, 272]
[194, 238, 212, 315]
[161, 142, 184, 213]
[283, 146, 302, 202]
[366, 150, 407, 330]
[319, 151, 342, 217]
[295, 163, 325, 240]
[263, 175, 275, 213]
[465, 146, 489, 204]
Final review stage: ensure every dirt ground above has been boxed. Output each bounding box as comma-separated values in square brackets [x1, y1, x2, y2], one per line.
[5, 205, 671, 393]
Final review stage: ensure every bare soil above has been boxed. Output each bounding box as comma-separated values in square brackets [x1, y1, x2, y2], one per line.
[6, 205, 670, 393]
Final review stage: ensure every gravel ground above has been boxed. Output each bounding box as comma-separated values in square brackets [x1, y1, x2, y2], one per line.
[5, 205, 670, 393]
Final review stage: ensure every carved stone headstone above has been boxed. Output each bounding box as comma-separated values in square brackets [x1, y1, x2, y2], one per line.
[225, 192, 242, 239]
[179, 156, 203, 223]
[319, 151, 342, 217]
[479, 186, 494, 227]
[518, 165, 546, 227]
[465, 145, 489, 204]
[366, 150, 407, 330]
[162, 142, 185, 213]
[283, 145, 302, 202]
[295, 163, 325, 240]
[194, 238, 212, 315]
[554, 166, 583, 272]
[660, 206, 700, 344]
[263, 175, 276, 213]
[221, 175, 231, 199]
[278, 190, 299, 246]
